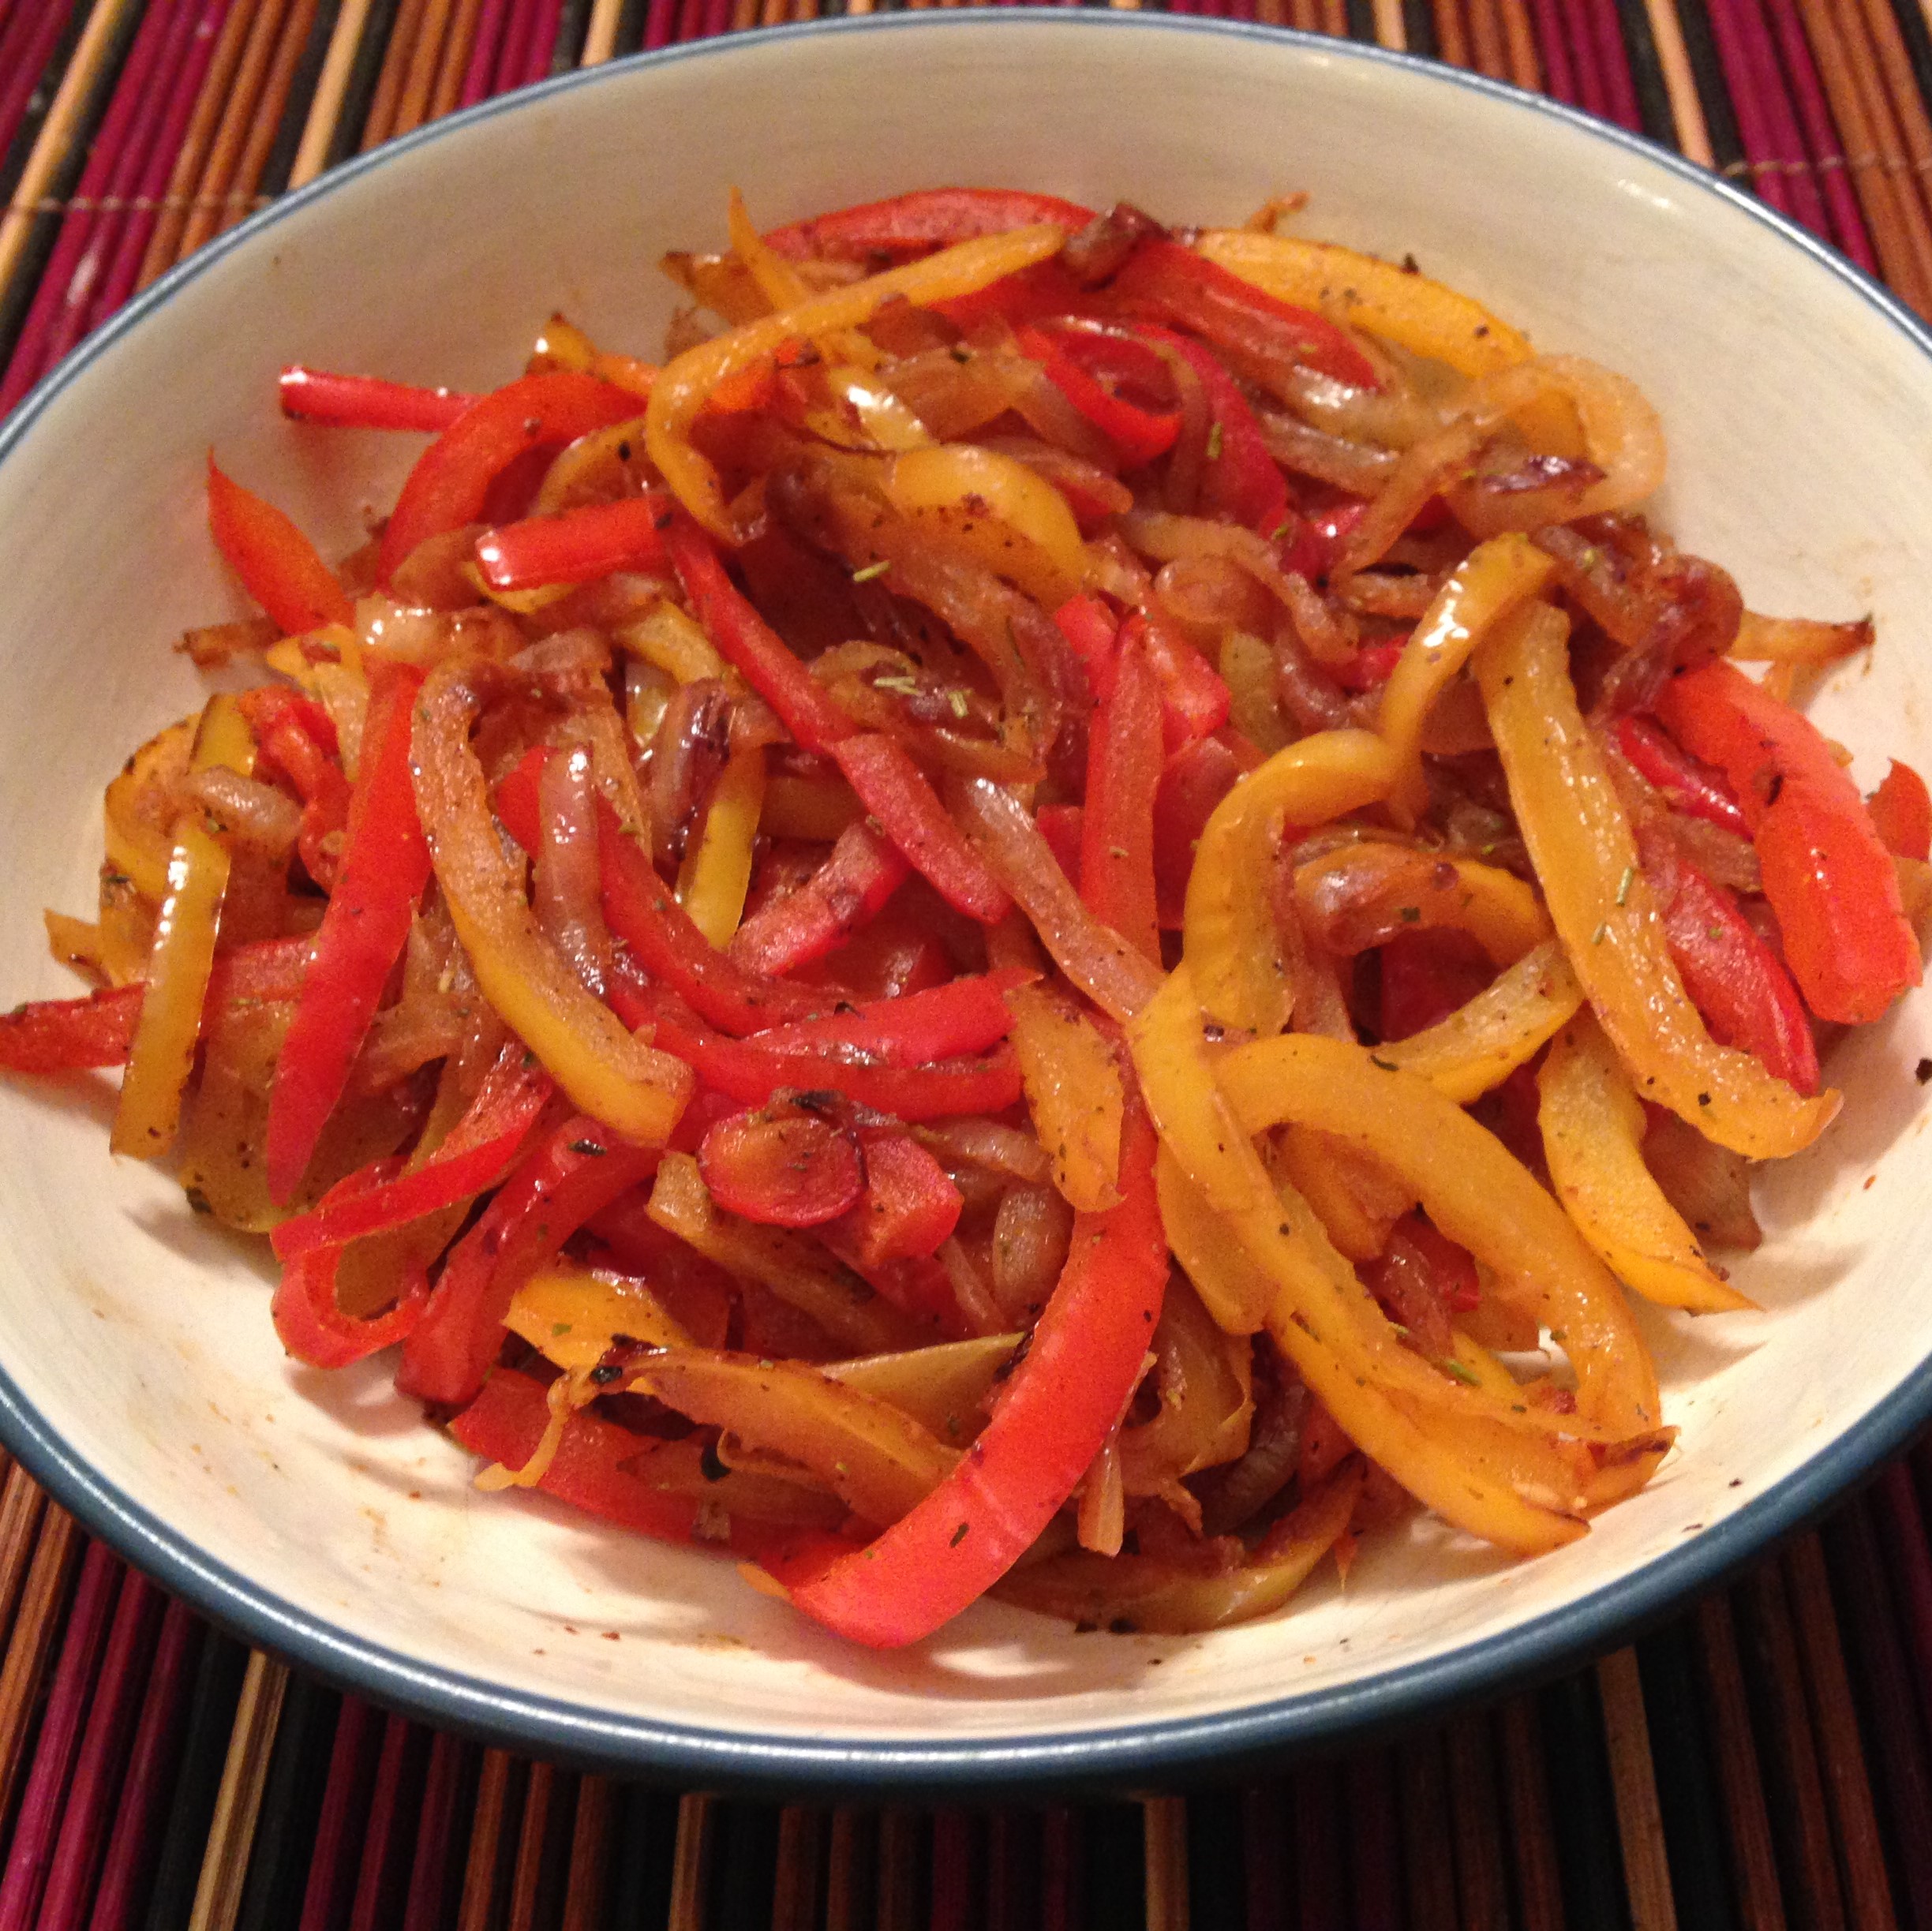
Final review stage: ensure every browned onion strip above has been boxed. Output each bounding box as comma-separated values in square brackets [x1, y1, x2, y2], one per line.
[534, 745, 616, 994]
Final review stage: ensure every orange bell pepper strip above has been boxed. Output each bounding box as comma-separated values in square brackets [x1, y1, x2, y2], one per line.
[205, 457, 354, 637]
[1655, 659, 1923, 1024]
[1870, 759, 1932, 862]
[264, 661, 431, 1203]
[474, 494, 671, 591]
[781, 1091, 1167, 1648]
[377, 372, 644, 584]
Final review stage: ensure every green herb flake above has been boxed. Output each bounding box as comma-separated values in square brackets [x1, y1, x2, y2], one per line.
[1591, 922, 1608, 945]
[1440, 1358, 1481, 1387]
[1205, 421, 1224, 462]
[1616, 866, 1634, 906]
[851, 559, 892, 585]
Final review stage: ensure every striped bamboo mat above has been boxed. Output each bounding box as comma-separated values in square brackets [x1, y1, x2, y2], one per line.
[2, 0, 1932, 1925]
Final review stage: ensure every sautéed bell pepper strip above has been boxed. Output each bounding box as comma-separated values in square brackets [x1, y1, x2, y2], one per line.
[630, 990, 1025, 1120]
[837, 1131, 963, 1264]
[748, 968, 1031, 1066]
[782, 1094, 1166, 1648]
[474, 493, 672, 593]
[1139, 614, 1231, 752]
[698, 1105, 865, 1228]
[1870, 759, 1932, 863]
[593, 797, 837, 1032]
[1655, 659, 1922, 1025]
[1014, 325, 1181, 466]
[1130, 325, 1289, 537]
[728, 821, 910, 978]
[1054, 593, 1118, 704]
[1080, 618, 1163, 967]
[662, 520, 1009, 922]
[399, 1117, 661, 1407]
[376, 372, 643, 585]
[1612, 716, 1750, 839]
[412, 659, 691, 1144]
[279, 366, 477, 433]
[1110, 237, 1382, 393]
[1638, 829, 1820, 1097]
[206, 457, 354, 638]
[270, 1043, 554, 1260]
[762, 188, 1095, 264]
[264, 662, 432, 1203]
[271, 1160, 432, 1368]
[646, 223, 1069, 541]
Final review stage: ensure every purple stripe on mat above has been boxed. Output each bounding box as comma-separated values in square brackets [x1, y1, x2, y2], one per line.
[1758, 0, 1877, 266]
[0, 2, 80, 174]
[643, 0, 676, 52]
[298, 1696, 380, 1931]
[1703, 0, 1802, 215]
[1576, 0, 1643, 127]
[0, 0, 208, 412]
[346, 1714, 414, 1931]
[1721, 0, 1836, 238]
[34, 1569, 159, 1931]
[399, 1730, 462, 1931]
[1556, 0, 1615, 120]
[0, 1544, 122, 1931]
[1527, 0, 1582, 107]
[84, 0, 237, 339]
[84, 1599, 197, 1931]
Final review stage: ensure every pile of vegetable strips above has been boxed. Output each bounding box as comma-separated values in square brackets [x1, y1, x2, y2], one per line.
[7, 185, 1926, 1649]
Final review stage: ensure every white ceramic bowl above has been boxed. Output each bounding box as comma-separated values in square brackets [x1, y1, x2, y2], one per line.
[2, 12, 1930, 1787]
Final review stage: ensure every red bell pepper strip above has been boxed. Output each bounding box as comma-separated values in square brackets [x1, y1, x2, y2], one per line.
[1110, 236, 1381, 392]
[1655, 660, 1921, 1024]
[763, 189, 1095, 264]
[0, 935, 315, 1074]
[594, 797, 837, 1032]
[826, 734, 1011, 925]
[235, 686, 339, 756]
[1129, 324, 1290, 537]
[264, 663, 432, 1204]
[627, 989, 1024, 1121]
[663, 515, 856, 751]
[1015, 324, 1180, 466]
[931, 259, 1099, 334]
[1037, 803, 1085, 887]
[279, 365, 477, 433]
[399, 1116, 662, 1407]
[1054, 593, 1119, 704]
[748, 969, 1030, 1067]
[1151, 733, 1246, 931]
[474, 493, 671, 592]
[1868, 759, 1932, 863]
[1638, 828, 1820, 1095]
[1138, 611, 1231, 751]
[377, 372, 642, 585]
[1280, 500, 1368, 583]
[1377, 928, 1496, 1041]
[833, 1131, 963, 1266]
[1080, 619, 1163, 967]
[1335, 639, 1407, 695]
[448, 1368, 706, 1542]
[782, 1091, 1167, 1647]
[271, 1159, 432, 1368]
[492, 745, 546, 854]
[1398, 1213, 1483, 1314]
[271, 1043, 554, 1260]
[205, 456, 354, 637]
[1612, 715, 1750, 839]
[252, 707, 354, 892]
[698, 1102, 866, 1228]
[728, 821, 911, 979]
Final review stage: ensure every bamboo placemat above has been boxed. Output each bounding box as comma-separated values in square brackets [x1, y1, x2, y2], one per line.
[2, 0, 1932, 1925]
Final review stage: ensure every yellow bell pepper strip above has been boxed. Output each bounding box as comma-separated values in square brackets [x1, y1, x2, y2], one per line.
[1005, 981, 1125, 1213]
[1378, 534, 1557, 825]
[1655, 659, 1923, 1026]
[411, 658, 691, 1146]
[1151, 1134, 1590, 1553]
[204, 457, 354, 638]
[104, 718, 195, 903]
[1213, 1032, 1664, 1449]
[676, 743, 765, 947]
[1196, 230, 1535, 379]
[1271, 1126, 1413, 1263]
[399, 1115, 662, 1406]
[264, 662, 431, 1203]
[645, 223, 1069, 542]
[883, 444, 1089, 612]
[623, 1350, 957, 1529]
[1537, 1014, 1754, 1315]
[1374, 940, 1584, 1105]
[506, 1263, 693, 1371]
[1291, 844, 1552, 967]
[780, 1093, 1168, 1648]
[1183, 729, 1400, 1037]
[646, 1151, 923, 1357]
[725, 186, 886, 377]
[111, 696, 256, 1159]
[994, 1458, 1362, 1633]
[1474, 602, 1839, 1159]
[823, 1333, 1023, 1442]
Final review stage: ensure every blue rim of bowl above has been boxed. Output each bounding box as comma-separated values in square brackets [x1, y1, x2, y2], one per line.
[3, 8, 1931, 1788]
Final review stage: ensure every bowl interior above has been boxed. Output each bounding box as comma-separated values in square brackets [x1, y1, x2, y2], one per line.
[1, 13, 1929, 1782]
